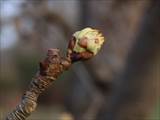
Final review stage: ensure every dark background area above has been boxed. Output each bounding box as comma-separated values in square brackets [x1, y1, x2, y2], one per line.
[0, 0, 159, 120]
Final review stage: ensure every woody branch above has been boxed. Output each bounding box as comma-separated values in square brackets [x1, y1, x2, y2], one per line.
[6, 28, 105, 120]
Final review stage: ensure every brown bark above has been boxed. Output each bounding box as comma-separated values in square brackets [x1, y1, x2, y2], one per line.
[6, 49, 71, 120]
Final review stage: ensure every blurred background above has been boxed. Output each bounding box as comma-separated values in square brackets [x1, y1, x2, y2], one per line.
[0, 0, 159, 120]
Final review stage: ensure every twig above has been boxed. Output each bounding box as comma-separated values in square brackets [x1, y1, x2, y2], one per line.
[6, 28, 105, 120]
[6, 49, 71, 120]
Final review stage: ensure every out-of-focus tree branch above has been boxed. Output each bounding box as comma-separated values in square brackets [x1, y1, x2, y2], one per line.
[97, 0, 160, 120]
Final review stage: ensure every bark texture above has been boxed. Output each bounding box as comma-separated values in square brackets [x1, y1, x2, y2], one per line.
[6, 49, 71, 120]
